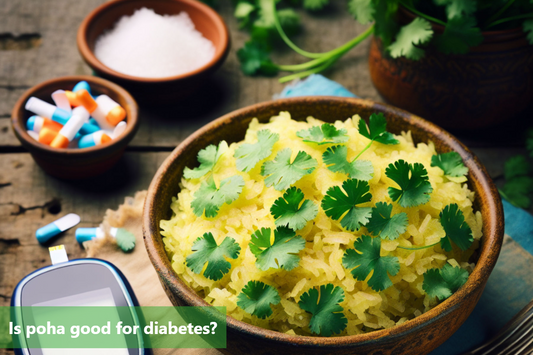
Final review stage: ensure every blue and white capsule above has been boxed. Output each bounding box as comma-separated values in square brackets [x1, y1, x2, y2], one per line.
[73, 81, 92, 95]
[78, 131, 112, 149]
[36, 213, 81, 244]
[75, 227, 105, 244]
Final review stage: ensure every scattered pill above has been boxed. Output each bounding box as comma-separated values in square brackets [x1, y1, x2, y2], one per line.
[36, 213, 81, 244]
[25, 97, 71, 125]
[112, 121, 127, 138]
[95, 95, 126, 126]
[51, 90, 72, 113]
[27, 115, 62, 133]
[27, 130, 39, 140]
[38, 127, 59, 145]
[75, 227, 105, 244]
[73, 81, 92, 95]
[65, 90, 81, 107]
[50, 107, 88, 148]
[78, 130, 113, 148]
[75, 226, 135, 252]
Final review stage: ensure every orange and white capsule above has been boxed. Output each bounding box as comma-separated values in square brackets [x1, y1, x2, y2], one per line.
[78, 131, 113, 148]
[50, 107, 89, 149]
[38, 127, 59, 145]
[26, 115, 63, 134]
[76, 90, 125, 130]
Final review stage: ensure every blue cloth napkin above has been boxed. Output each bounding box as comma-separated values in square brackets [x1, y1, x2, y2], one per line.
[278, 75, 533, 354]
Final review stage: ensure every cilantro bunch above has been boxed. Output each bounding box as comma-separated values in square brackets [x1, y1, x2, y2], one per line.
[228, 0, 533, 81]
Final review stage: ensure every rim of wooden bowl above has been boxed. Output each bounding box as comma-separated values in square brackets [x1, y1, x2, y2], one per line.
[143, 96, 504, 348]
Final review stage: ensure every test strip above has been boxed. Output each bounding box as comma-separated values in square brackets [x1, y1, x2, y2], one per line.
[36, 213, 81, 244]
[49, 245, 69, 265]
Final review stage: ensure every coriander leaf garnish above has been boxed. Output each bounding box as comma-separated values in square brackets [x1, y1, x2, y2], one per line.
[434, 0, 476, 20]
[303, 0, 329, 11]
[237, 280, 281, 319]
[298, 284, 347, 336]
[439, 204, 474, 252]
[348, 0, 374, 25]
[234, 129, 279, 172]
[296, 123, 349, 145]
[323, 145, 374, 180]
[249, 227, 306, 271]
[423, 264, 469, 301]
[270, 187, 318, 231]
[321, 178, 372, 231]
[183, 141, 228, 179]
[500, 176, 533, 209]
[358, 112, 399, 145]
[186, 232, 241, 281]
[433, 17, 483, 55]
[237, 41, 279, 77]
[261, 148, 317, 191]
[386, 159, 433, 207]
[191, 175, 245, 218]
[388, 17, 433, 60]
[366, 202, 408, 240]
[342, 235, 400, 292]
[431, 152, 468, 177]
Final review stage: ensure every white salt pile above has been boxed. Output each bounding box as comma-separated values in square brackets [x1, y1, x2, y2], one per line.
[94, 8, 216, 78]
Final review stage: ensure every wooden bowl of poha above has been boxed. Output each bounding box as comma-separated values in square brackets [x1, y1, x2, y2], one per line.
[143, 97, 504, 354]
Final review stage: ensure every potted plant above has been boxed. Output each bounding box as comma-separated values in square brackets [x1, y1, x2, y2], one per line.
[231, 0, 533, 129]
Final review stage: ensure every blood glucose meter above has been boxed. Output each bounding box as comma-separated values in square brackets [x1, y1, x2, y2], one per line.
[12, 245, 148, 355]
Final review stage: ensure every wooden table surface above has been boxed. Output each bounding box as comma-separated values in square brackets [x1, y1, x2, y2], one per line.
[0, 0, 529, 352]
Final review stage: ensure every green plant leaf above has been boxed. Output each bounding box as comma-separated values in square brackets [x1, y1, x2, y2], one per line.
[348, 0, 374, 24]
[237, 41, 279, 76]
[296, 123, 349, 145]
[271, 186, 318, 230]
[434, 17, 483, 55]
[237, 280, 281, 319]
[366, 202, 408, 240]
[342, 235, 400, 291]
[321, 178, 372, 231]
[500, 176, 533, 209]
[183, 141, 228, 179]
[249, 227, 306, 271]
[191, 175, 245, 218]
[323, 145, 374, 180]
[505, 155, 531, 180]
[261, 148, 317, 191]
[524, 20, 533, 45]
[386, 159, 433, 207]
[298, 284, 347, 336]
[439, 204, 474, 252]
[433, 0, 476, 20]
[303, 0, 329, 11]
[431, 152, 468, 177]
[388, 17, 433, 60]
[423, 264, 469, 301]
[357, 113, 399, 145]
[234, 129, 279, 172]
[186, 232, 241, 281]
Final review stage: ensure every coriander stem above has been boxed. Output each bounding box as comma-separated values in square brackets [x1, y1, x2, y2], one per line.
[272, 0, 323, 59]
[397, 241, 440, 251]
[486, 12, 533, 28]
[399, 1, 447, 27]
[353, 140, 373, 161]
[278, 55, 339, 83]
[485, 0, 517, 28]
[277, 24, 374, 72]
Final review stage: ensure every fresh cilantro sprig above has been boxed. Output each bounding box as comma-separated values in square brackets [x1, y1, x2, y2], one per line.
[431, 152, 468, 178]
[358, 113, 399, 146]
[234, 129, 279, 172]
[249, 227, 306, 271]
[323, 145, 374, 181]
[386, 159, 433, 208]
[191, 175, 245, 218]
[366, 202, 408, 240]
[298, 284, 347, 336]
[388, 17, 433, 60]
[321, 179, 372, 231]
[270, 187, 318, 230]
[183, 141, 228, 179]
[296, 123, 349, 145]
[423, 264, 469, 301]
[186, 232, 241, 281]
[237, 281, 281, 319]
[261, 148, 317, 191]
[439, 203, 474, 252]
[342, 235, 400, 291]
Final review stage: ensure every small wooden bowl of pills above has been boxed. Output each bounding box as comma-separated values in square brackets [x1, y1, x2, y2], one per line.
[77, 0, 230, 104]
[11, 76, 139, 179]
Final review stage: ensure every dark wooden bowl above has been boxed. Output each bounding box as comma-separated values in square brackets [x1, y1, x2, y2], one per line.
[368, 7, 533, 130]
[143, 97, 504, 355]
[11, 75, 139, 179]
[77, 0, 230, 104]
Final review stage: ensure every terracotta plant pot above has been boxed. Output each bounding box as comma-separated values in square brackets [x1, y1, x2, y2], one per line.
[368, 10, 533, 130]
[143, 97, 504, 355]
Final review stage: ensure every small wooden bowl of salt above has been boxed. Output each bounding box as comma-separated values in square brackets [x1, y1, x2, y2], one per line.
[77, 0, 230, 104]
